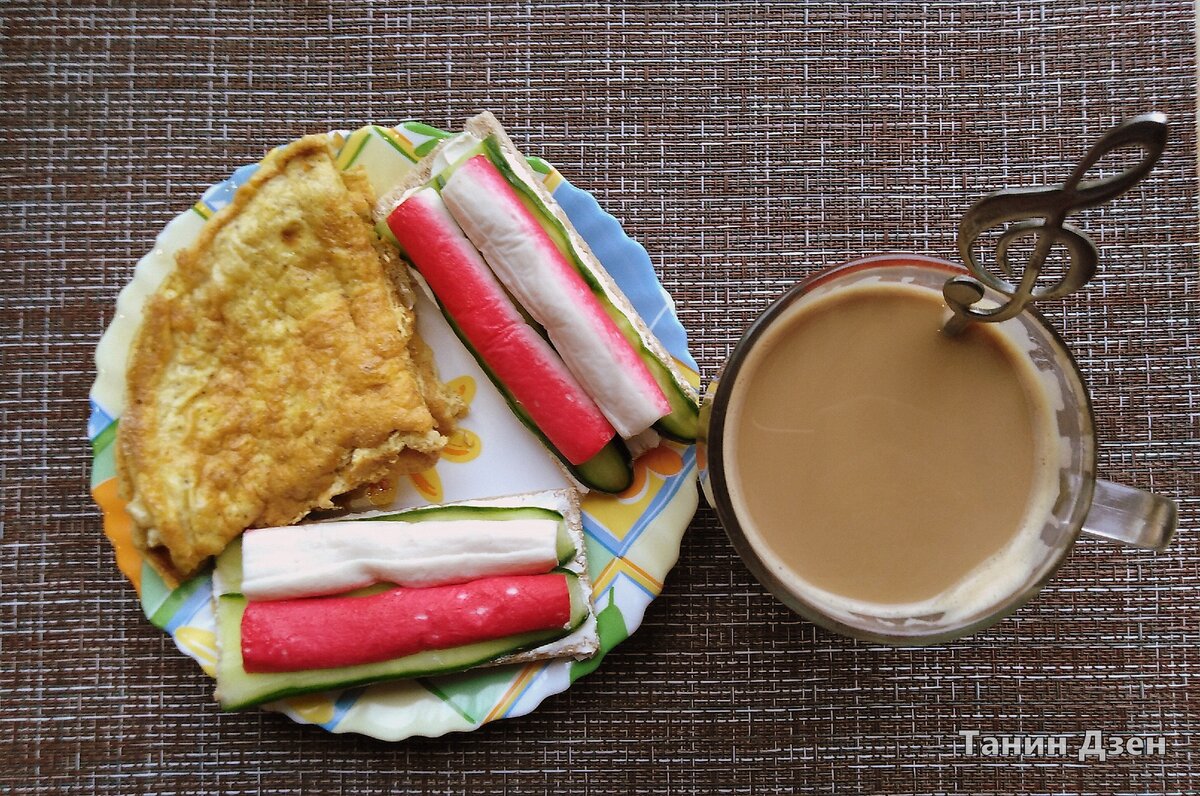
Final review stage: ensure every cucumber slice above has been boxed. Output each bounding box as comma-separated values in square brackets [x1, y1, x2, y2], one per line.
[214, 573, 589, 711]
[572, 439, 634, 494]
[479, 137, 699, 442]
[555, 527, 577, 565]
[215, 537, 244, 594]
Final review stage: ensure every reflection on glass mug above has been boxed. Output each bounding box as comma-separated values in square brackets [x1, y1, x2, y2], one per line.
[699, 255, 1178, 645]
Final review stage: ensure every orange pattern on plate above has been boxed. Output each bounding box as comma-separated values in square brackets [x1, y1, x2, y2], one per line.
[409, 375, 481, 502]
[92, 478, 143, 593]
[582, 443, 685, 546]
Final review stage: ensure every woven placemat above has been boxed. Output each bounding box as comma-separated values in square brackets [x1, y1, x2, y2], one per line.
[2, 2, 1196, 793]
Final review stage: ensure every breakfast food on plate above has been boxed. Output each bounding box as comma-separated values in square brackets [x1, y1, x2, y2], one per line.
[116, 135, 464, 586]
[211, 489, 599, 711]
[386, 187, 631, 491]
[378, 112, 699, 492]
[440, 154, 672, 439]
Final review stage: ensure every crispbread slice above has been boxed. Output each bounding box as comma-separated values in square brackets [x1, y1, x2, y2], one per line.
[376, 113, 697, 429]
[209, 488, 600, 697]
[487, 488, 600, 664]
[309, 488, 600, 663]
[375, 115, 697, 494]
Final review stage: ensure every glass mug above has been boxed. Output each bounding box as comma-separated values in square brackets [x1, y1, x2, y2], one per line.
[698, 254, 1178, 645]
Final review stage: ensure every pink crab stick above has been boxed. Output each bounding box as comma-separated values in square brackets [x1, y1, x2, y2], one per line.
[440, 155, 671, 439]
[388, 188, 615, 465]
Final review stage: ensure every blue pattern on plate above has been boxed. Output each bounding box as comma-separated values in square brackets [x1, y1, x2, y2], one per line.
[198, 162, 260, 214]
[88, 400, 113, 441]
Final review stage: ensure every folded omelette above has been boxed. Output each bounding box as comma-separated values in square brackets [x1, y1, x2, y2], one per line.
[117, 135, 463, 585]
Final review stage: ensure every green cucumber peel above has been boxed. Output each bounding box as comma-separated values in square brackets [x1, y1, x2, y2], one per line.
[563, 567, 588, 625]
[375, 218, 400, 249]
[556, 528, 577, 566]
[215, 537, 244, 595]
[429, 139, 487, 185]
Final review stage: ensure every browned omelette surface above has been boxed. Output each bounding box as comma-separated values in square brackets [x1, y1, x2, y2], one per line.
[116, 135, 462, 584]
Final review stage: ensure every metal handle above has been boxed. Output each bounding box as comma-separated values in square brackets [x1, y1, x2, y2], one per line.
[943, 112, 1169, 336]
[1081, 479, 1178, 551]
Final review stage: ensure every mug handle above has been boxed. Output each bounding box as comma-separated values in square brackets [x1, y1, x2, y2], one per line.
[1081, 480, 1178, 551]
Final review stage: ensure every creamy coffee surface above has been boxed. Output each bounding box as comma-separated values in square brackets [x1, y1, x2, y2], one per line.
[726, 280, 1058, 615]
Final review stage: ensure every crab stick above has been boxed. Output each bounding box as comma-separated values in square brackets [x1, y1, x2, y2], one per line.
[238, 517, 564, 601]
[240, 573, 573, 673]
[387, 188, 616, 465]
[440, 155, 671, 439]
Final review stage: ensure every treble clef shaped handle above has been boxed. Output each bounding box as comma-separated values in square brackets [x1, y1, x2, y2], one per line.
[943, 113, 1168, 335]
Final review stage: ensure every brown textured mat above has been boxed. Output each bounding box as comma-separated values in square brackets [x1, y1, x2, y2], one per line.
[2, 2, 1197, 794]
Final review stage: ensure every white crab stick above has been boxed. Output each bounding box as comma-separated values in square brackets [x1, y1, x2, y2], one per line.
[239, 519, 561, 601]
[440, 155, 671, 439]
